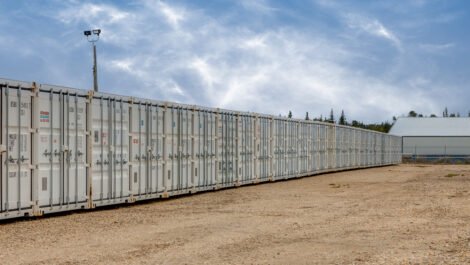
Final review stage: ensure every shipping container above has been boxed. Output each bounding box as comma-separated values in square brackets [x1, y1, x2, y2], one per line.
[1, 81, 33, 219]
[90, 93, 131, 207]
[0, 78, 402, 220]
[35, 84, 89, 214]
[194, 109, 217, 190]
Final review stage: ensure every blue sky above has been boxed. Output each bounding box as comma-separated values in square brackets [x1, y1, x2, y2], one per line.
[1, 0, 469, 122]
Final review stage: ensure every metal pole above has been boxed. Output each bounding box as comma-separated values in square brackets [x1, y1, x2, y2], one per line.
[93, 43, 98, 92]
[84, 29, 101, 92]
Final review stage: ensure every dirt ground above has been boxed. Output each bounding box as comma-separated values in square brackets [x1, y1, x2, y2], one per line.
[1, 164, 470, 265]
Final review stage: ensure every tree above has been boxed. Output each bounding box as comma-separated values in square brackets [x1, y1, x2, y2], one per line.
[339, 110, 346, 125]
[418, 114, 423, 117]
[430, 114, 437, 117]
[408, 110, 417, 117]
[288, 111, 292, 118]
[444, 107, 448, 117]
[351, 120, 361, 127]
[305, 112, 310, 120]
[457, 112, 461, 117]
[329, 109, 335, 124]
[450, 113, 456, 117]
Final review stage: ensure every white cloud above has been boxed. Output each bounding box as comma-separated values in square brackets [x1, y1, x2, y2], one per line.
[44, 1, 450, 122]
[419, 43, 455, 53]
[143, 0, 187, 29]
[344, 14, 402, 50]
[57, 3, 129, 25]
[240, 0, 277, 14]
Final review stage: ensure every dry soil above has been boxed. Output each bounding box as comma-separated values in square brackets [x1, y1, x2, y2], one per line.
[1, 164, 470, 264]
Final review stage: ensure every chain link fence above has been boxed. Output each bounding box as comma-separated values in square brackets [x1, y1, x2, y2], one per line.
[403, 145, 470, 164]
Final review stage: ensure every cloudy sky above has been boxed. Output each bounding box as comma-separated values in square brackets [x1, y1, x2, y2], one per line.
[1, 0, 468, 122]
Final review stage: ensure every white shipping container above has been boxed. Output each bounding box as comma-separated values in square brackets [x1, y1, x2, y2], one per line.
[272, 118, 285, 179]
[91, 95, 130, 205]
[194, 110, 217, 189]
[1, 86, 32, 214]
[218, 112, 237, 187]
[257, 116, 271, 181]
[163, 107, 194, 193]
[36, 88, 88, 209]
[239, 115, 255, 183]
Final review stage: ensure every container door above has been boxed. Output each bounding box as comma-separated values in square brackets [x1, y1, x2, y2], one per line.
[207, 112, 217, 186]
[92, 98, 130, 202]
[165, 107, 178, 191]
[147, 105, 164, 194]
[305, 124, 310, 172]
[357, 131, 360, 166]
[344, 129, 347, 167]
[286, 121, 292, 175]
[293, 121, 296, 174]
[37, 91, 87, 207]
[281, 120, 287, 177]
[248, 116, 255, 181]
[353, 130, 358, 166]
[1, 87, 32, 212]
[218, 113, 233, 185]
[335, 128, 340, 168]
[309, 124, 314, 172]
[130, 103, 148, 195]
[239, 115, 249, 182]
[272, 119, 281, 179]
[180, 108, 192, 190]
[381, 135, 385, 164]
[361, 132, 366, 166]
[194, 110, 202, 188]
[258, 117, 269, 180]
[194, 111, 215, 189]
[319, 125, 324, 170]
[298, 123, 304, 174]
[314, 124, 320, 171]
[279, 119, 285, 178]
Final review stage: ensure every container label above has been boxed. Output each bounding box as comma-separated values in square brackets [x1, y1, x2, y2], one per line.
[8, 171, 28, 178]
[40, 111, 50, 122]
[7, 134, 27, 152]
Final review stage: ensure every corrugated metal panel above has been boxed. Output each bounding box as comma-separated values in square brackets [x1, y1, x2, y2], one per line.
[390, 117, 470, 136]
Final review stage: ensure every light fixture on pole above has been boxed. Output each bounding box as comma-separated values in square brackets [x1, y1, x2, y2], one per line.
[84, 29, 101, 92]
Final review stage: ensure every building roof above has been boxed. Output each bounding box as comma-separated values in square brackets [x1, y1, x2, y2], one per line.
[389, 117, 470, 136]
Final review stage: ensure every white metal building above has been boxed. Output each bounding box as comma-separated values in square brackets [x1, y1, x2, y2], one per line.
[389, 117, 470, 156]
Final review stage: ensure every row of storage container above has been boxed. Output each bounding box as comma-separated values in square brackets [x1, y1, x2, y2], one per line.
[0, 78, 401, 220]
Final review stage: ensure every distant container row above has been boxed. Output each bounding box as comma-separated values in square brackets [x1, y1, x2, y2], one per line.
[0, 78, 401, 220]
